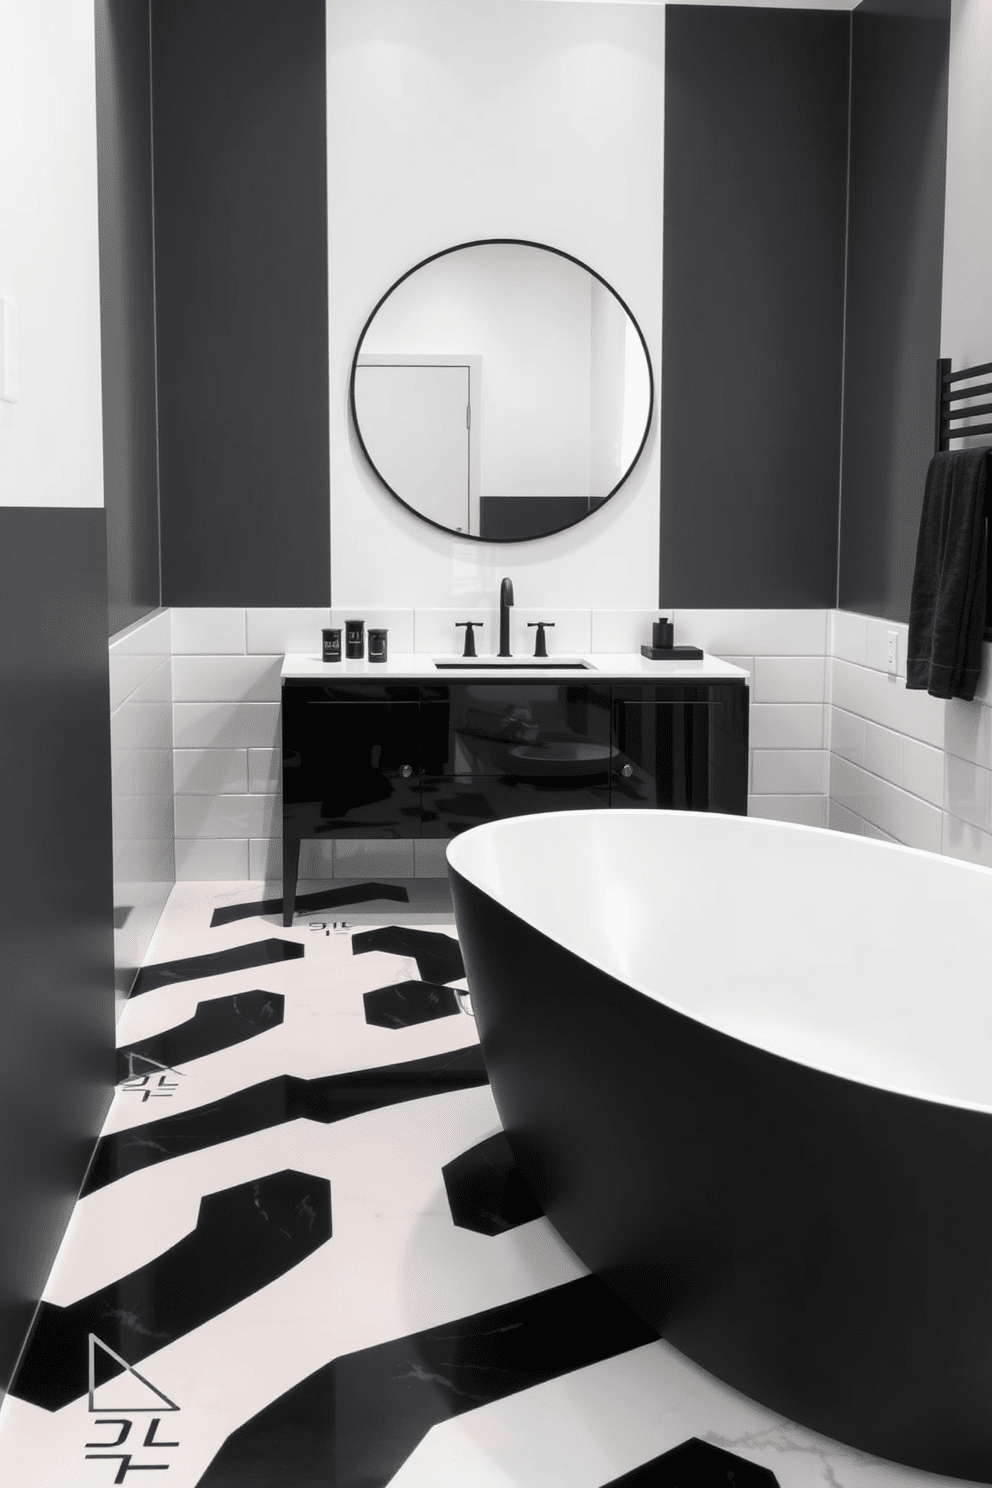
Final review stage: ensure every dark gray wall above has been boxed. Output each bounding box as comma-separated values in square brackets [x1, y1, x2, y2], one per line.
[152, 0, 330, 607]
[660, 6, 850, 609]
[0, 509, 116, 1391]
[96, 0, 162, 639]
[837, 0, 950, 622]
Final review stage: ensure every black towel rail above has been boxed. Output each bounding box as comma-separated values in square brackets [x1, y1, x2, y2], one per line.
[935, 357, 992, 452]
[935, 357, 992, 640]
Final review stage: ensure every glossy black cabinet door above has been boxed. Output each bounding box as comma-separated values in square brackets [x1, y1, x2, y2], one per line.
[283, 690, 422, 838]
[610, 685, 748, 814]
[421, 684, 612, 837]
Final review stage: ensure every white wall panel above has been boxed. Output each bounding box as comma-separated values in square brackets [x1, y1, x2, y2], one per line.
[326, 0, 664, 608]
[0, 0, 104, 507]
[942, 0, 992, 369]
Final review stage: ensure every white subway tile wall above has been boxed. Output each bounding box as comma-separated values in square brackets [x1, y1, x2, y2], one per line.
[109, 609, 175, 1008]
[675, 609, 829, 829]
[246, 607, 332, 655]
[413, 608, 491, 656]
[590, 609, 660, 653]
[825, 610, 992, 862]
[171, 609, 283, 882]
[171, 606, 246, 655]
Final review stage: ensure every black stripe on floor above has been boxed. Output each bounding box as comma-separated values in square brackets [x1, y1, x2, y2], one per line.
[363, 981, 461, 1029]
[130, 940, 304, 997]
[210, 882, 410, 928]
[603, 1438, 780, 1488]
[352, 927, 464, 984]
[198, 1274, 658, 1487]
[83, 1045, 489, 1194]
[116, 990, 285, 1082]
[10, 1170, 331, 1413]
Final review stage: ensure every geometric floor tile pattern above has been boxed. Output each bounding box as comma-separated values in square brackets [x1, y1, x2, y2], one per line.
[0, 879, 977, 1487]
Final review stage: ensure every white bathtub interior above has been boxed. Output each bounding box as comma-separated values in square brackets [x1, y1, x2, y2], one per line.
[447, 811, 992, 1114]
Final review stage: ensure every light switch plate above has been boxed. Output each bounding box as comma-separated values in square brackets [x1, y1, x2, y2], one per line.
[0, 297, 19, 403]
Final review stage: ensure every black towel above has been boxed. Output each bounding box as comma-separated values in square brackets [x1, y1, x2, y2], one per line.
[906, 448, 990, 701]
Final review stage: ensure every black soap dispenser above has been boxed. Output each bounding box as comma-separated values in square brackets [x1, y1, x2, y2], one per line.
[652, 618, 674, 650]
[641, 616, 703, 661]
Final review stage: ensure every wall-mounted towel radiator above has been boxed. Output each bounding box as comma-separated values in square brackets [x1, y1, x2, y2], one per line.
[935, 358, 992, 640]
[935, 357, 992, 453]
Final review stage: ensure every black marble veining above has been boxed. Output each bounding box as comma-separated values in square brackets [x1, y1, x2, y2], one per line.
[442, 1131, 543, 1236]
[363, 980, 461, 1029]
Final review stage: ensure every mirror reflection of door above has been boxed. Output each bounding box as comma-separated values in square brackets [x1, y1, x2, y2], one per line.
[354, 359, 479, 533]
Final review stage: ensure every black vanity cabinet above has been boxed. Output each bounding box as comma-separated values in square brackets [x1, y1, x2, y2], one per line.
[282, 674, 748, 923]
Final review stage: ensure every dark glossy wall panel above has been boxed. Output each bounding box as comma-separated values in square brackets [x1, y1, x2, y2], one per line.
[152, 0, 330, 607]
[0, 509, 116, 1391]
[96, 0, 162, 638]
[837, 0, 950, 623]
[660, 6, 849, 608]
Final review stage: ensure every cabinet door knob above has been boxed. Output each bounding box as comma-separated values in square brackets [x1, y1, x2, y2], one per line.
[400, 764, 413, 779]
[621, 763, 633, 778]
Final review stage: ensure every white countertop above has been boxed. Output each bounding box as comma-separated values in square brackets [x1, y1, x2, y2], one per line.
[281, 651, 748, 682]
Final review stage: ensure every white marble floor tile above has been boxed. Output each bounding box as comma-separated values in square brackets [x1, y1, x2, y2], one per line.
[0, 881, 978, 1488]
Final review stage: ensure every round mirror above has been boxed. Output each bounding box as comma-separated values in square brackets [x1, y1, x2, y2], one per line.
[350, 240, 653, 542]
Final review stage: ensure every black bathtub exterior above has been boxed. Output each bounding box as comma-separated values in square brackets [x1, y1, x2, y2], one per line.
[449, 869, 992, 1482]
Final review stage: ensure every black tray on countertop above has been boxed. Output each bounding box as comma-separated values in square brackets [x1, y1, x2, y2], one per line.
[640, 644, 704, 661]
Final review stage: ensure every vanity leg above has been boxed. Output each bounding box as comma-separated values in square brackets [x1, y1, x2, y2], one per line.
[283, 834, 301, 927]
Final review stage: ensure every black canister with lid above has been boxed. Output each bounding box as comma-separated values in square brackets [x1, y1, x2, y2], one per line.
[345, 620, 365, 659]
[652, 617, 674, 649]
[368, 628, 388, 663]
[322, 628, 341, 662]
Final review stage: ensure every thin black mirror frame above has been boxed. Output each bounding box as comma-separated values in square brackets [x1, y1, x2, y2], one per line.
[349, 238, 655, 544]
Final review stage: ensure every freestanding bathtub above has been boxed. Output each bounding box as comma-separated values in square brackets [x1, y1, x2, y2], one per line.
[447, 810, 992, 1482]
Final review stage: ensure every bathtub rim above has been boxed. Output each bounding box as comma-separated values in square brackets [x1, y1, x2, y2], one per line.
[446, 809, 992, 1120]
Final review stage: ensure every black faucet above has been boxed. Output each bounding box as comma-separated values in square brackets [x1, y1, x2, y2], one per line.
[499, 577, 514, 657]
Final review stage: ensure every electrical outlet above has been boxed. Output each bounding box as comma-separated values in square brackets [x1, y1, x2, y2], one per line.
[886, 629, 898, 675]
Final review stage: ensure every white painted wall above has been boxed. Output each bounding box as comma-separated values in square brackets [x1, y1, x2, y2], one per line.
[326, 0, 665, 610]
[363, 245, 596, 500]
[0, 0, 104, 507]
[941, 0, 992, 370]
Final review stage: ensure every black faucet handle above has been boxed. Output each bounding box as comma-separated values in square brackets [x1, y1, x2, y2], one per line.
[527, 621, 555, 658]
[455, 621, 482, 658]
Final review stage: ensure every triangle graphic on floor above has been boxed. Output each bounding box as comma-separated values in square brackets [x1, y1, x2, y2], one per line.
[120, 1052, 180, 1079]
[88, 1334, 179, 1413]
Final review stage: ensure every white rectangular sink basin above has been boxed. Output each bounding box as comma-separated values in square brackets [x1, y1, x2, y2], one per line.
[433, 658, 595, 670]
